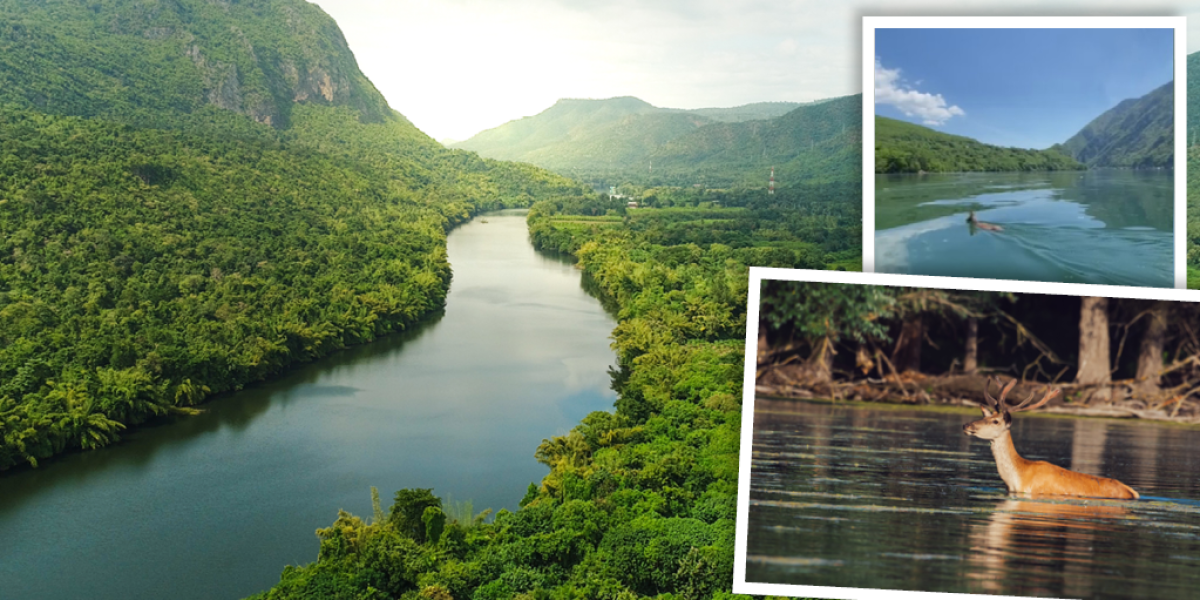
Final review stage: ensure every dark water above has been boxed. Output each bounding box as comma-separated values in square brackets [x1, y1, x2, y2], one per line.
[0, 210, 618, 600]
[874, 171, 1174, 287]
[746, 398, 1200, 599]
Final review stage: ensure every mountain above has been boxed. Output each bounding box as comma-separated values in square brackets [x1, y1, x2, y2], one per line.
[0, 0, 590, 471]
[650, 94, 861, 184]
[454, 95, 860, 186]
[1056, 81, 1173, 168]
[875, 116, 1085, 173]
[0, 0, 394, 127]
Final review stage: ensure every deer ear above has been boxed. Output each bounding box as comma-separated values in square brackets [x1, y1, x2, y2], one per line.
[1003, 411, 1012, 424]
[979, 407, 992, 416]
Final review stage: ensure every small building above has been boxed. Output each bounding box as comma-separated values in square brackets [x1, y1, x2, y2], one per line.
[627, 201, 638, 209]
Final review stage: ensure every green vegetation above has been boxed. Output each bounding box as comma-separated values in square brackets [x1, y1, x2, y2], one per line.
[249, 189, 852, 600]
[454, 95, 860, 189]
[1187, 53, 1200, 288]
[875, 116, 1085, 173]
[0, 0, 392, 127]
[0, 101, 588, 471]
[1055, 81, 1173, 169]
[0, 0, 592, 470]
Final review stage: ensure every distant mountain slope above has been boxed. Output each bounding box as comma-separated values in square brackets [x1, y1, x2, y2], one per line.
[522, 111, 713, 172]
[0, 0, 392, 127]
[455, 96, 665, 161]
[875, 116, 1085, 173]
[688, 101, 803, 122]
[652, 94, 861, 183]
[454, 95, 861, 186]
[1056, 81, 1173, 168]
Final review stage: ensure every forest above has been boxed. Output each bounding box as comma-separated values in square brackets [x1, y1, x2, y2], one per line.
[0, 102, 591, 471]
[875, 116, 1086, 174]
[245, 185, 858, 599]
[756, 281, 1200, 424]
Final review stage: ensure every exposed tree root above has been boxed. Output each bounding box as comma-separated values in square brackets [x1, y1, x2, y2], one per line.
[755, 366, 1200, 424]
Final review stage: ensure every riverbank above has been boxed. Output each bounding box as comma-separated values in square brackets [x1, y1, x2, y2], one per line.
[755, 369, 1200, 425]
[0, 212, 620, 600]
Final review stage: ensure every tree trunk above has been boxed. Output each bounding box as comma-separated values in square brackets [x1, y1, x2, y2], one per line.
[964, 317, 979, 374]
[1076, 297, 1111, 403]
[810, 335, 835, 383]
[892, 315, 924, 373]
[1135, 301, 1168, 396]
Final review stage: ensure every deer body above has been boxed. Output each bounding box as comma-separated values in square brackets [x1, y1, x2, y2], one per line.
[983, 429, 1139, 499]
[967, 211, 1003, 232]
[963, 379, 1139, 500]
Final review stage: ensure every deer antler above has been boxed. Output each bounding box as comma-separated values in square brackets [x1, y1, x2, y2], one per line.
[978, 377, 1009, 415]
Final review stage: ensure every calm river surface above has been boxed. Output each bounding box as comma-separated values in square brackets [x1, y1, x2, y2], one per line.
[0, 210, 618, 600]
[746, 398, 1200, 599]
[874, 171, 1174, 287]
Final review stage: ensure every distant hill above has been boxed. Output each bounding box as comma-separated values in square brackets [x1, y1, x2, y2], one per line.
[650, 94, 862, 185]
[875, 116, 1085, 173]
[1056, 81, 1173, 168]
[453, 95, 859, 186]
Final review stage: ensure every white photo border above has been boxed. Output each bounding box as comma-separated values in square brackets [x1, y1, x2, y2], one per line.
[860, 16, 1187, 289]
[733, 267, 1200, 600]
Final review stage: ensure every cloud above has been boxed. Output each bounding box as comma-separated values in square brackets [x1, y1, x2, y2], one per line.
[874, 58, 964, 126]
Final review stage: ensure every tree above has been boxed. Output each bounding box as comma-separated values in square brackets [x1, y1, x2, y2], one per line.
[389, 488, 442, 543]
[1076, 297, 1111, 403]
[1135, 301, 1169, 396]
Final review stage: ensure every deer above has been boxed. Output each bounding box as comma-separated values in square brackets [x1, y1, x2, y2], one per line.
[962, 378, 1139, 500]
[967, 210, 1004, 232]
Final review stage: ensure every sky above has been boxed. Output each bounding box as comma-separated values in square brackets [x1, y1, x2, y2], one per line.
[875, 28, 1175, 149]
[311, 1, 1200, 143]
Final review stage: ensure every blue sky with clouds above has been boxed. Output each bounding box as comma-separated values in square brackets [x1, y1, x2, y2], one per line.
[874, 28, 1175, 149]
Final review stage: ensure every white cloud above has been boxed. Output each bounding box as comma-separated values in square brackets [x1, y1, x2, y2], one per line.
[874, 57, 965, 126]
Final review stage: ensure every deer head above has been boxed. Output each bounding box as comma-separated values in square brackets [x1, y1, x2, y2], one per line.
[963, 377, 1059, 440]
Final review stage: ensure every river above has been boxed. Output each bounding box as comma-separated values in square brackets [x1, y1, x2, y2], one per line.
[0, 210, 618, 600]
[745, 398, 1200, 599]
[874, 171, 1174, 287]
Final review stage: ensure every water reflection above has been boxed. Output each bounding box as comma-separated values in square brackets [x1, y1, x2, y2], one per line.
[873, 171, 1173, 287]
[746, 398, 1200, 599]
[967, 499, 1131, 597]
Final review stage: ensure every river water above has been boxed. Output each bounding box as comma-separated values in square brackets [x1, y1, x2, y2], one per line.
[0, 210, 618, 600]
[746, 398, 1200, 599]
[874, 171, 1174, 287]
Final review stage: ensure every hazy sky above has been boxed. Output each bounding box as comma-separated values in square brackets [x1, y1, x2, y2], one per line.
[875, 28, 1175, 148]
[312, 1, 1200, 143]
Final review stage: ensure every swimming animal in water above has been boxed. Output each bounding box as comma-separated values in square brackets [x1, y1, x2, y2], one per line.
[967, 211, 1003, 232]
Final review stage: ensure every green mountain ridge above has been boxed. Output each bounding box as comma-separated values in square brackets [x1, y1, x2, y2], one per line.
[454, 94, 861, 187]
[1056, 81, 1173, 168]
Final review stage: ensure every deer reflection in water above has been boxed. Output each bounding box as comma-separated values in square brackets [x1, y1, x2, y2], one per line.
[968, 498, 1131, 597]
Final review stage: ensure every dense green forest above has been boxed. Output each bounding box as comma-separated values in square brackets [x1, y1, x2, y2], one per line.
[1055, 81, 1173, 169]
[249, 190, 853, 600]
[454, 95, 858, 189]
[874, 116, 1085, 173]
[0, 0, 591, 470]
[1187, 52, 1200, 289]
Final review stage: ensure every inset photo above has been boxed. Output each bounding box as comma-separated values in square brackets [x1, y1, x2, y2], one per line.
[863, 17, 1186, 289]
[734, 268, 1200, 600]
